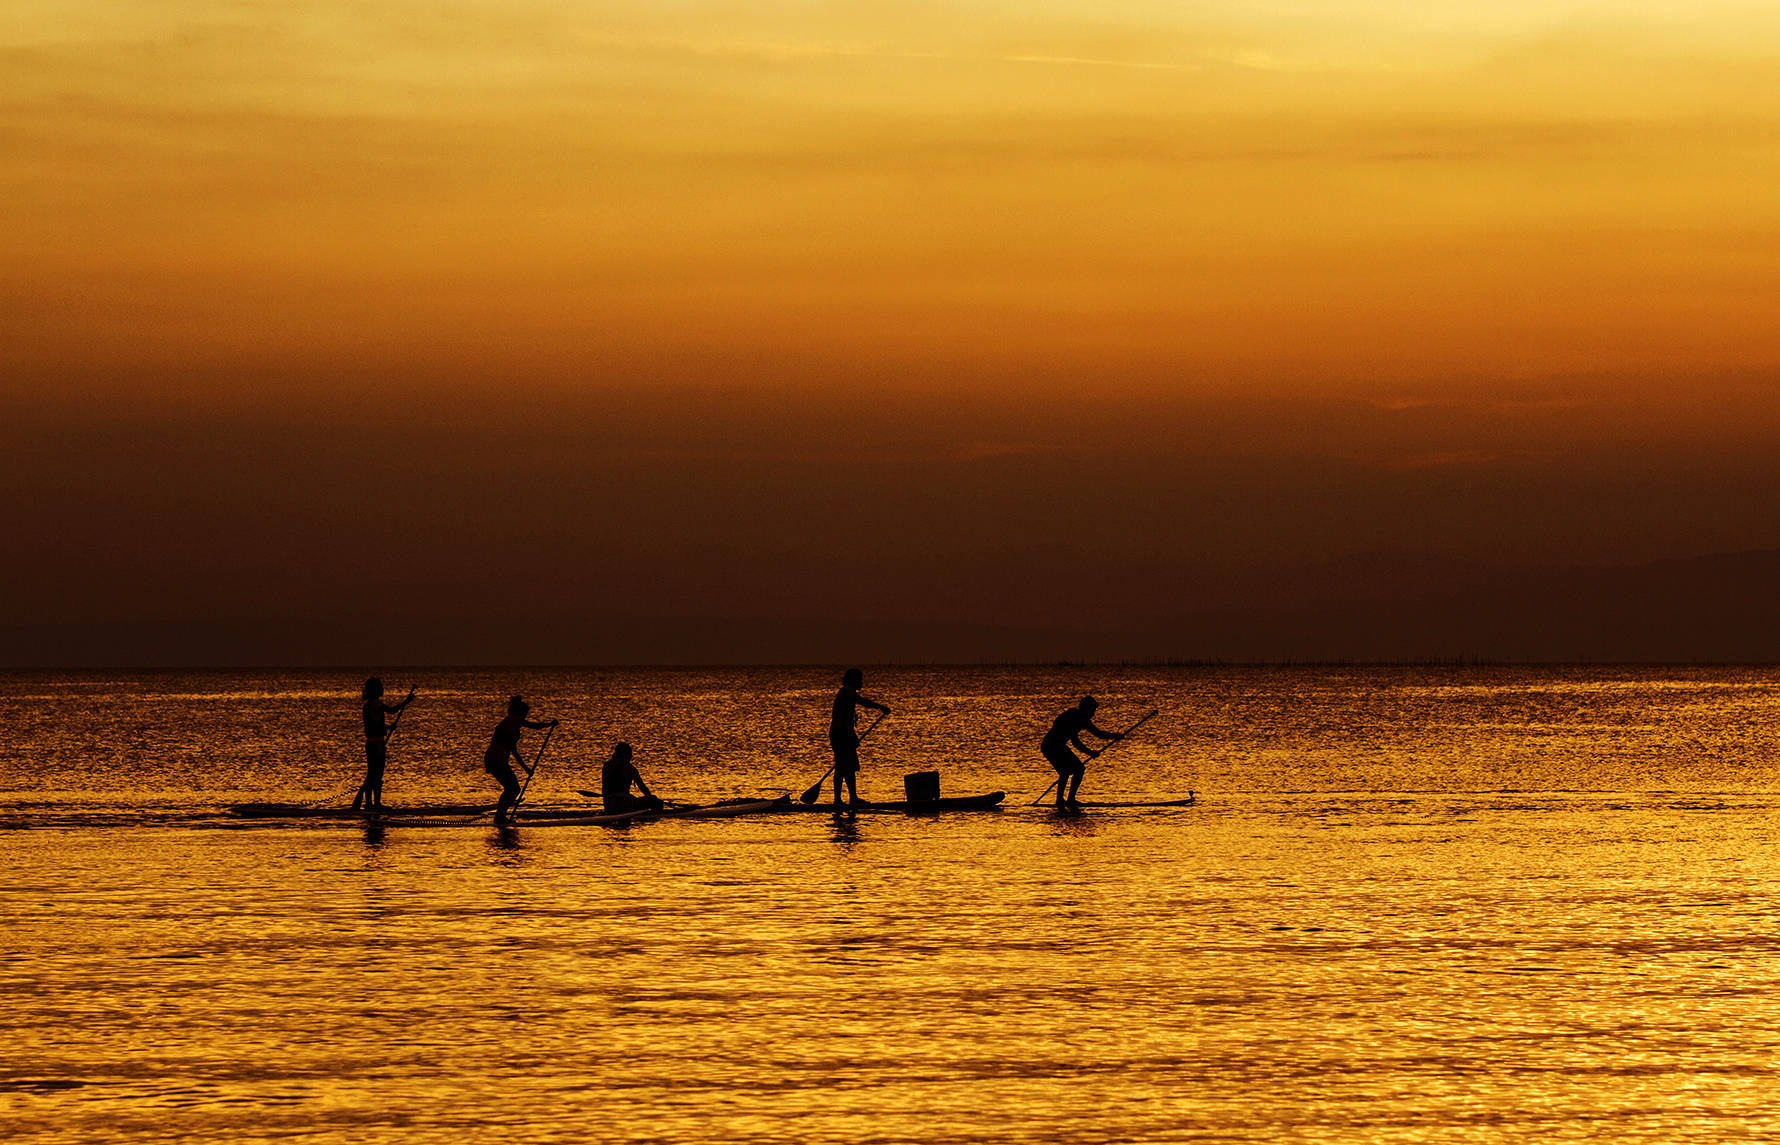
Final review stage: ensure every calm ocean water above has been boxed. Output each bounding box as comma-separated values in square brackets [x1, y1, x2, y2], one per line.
[3, 665, 1779, 1142]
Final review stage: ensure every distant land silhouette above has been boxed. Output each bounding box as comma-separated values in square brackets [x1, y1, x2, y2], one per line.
[4, 549, 1779, 666]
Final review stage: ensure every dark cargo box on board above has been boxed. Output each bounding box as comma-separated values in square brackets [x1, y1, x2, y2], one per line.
[903, 770, 941, 802]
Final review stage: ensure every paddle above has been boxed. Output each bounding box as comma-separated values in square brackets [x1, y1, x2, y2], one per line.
[383, 688, 415, 747]
[511, 722, 556, 813]
[1028, 708, 1158, 806]
[578, 790, 687, 804]
[799, 711, 886, 804]
[577, 789, 683, 801]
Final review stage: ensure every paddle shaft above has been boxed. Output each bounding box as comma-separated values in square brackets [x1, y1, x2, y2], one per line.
[799, 711, 886, 804]
[1028, 709, 1158, 805]
[577, 791, 694, 808]
[382, 691, 414, 747]
[1113, 709, 1157, 744]
[512, 723, 555, 811]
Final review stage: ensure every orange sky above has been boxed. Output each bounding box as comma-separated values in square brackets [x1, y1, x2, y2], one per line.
[4, 3, 1780, 660]
[8, 1, 1780, 387]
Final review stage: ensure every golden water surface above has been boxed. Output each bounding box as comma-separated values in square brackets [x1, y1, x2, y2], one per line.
[3, 667, 1778, 1142]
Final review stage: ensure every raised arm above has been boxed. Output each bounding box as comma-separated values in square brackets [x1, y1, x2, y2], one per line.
[860, 694, 890, 715]
[522, 717, 559, 730]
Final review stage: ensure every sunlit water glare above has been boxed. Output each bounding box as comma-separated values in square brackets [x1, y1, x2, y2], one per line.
[4, 666, 1779, 1142]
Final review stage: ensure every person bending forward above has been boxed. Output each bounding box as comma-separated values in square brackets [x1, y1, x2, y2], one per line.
[1041, 695, 1123, 808]
[485, 695, 557, 823]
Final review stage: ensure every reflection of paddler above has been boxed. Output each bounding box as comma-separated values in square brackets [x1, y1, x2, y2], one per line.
[600, 742, 662, 814]
[484, 695, 557, 824]
[829, 668, 889, 807]
[1041, 695, 1124, 809]
[352, 677, 413, 813]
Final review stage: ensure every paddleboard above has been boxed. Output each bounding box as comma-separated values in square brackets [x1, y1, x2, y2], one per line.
[788, 792, 1006, 813]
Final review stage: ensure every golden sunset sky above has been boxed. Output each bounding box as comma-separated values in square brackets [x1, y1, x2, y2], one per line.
[4, 2, 1780, 660]
[9, 0, 1780, 385]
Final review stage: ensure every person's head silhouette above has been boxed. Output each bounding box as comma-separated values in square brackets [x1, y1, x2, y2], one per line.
[843, 668, 864, 688]
[363, 677, 383, 701]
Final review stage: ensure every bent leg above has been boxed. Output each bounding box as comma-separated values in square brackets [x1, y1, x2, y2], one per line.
[1043, 746, 1080, 807]
[489, 762, 521, 821]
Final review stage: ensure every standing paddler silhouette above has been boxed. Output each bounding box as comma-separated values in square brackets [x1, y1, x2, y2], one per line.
[827, 668, 889, 808]
[351, 677, 414, 813]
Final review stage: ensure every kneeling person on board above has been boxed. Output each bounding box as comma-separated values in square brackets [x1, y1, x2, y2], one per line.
[830, 668, 889, 807]
[353, 676, 414, 813]
[1042, 695, 1123, 808]
[485, 695, 557, 823]
[600, 742, 662, 815]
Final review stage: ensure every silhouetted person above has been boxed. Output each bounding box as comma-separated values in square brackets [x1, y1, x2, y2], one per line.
[830, 668, 889, 807]
[600, 742, 662, 815]
[485, 695, 557, 823]
[1042, 695, 1123, 808]
[351, 677, 413, 813]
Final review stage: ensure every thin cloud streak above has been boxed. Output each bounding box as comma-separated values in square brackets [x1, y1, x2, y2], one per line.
[579, 32, 1208, 73]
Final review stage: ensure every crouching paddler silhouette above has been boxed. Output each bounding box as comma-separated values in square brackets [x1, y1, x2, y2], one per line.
[484, 695, 557, 824]
[1039, 695, 1124, 809]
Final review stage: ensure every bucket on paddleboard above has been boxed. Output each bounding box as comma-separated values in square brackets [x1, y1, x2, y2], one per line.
[903, 770, 941, 802]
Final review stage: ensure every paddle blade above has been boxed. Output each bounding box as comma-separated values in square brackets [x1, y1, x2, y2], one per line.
[799, 765, 834, 805]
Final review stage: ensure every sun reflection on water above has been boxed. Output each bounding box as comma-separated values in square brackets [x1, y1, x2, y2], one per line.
[3, 667, 1780, 1142]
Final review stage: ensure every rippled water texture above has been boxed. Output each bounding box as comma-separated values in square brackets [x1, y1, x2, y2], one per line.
[4, 666, 1779, 1142]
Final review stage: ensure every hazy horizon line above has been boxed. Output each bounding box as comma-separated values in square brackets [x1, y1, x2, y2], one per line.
[5, 659, 1776, 673]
